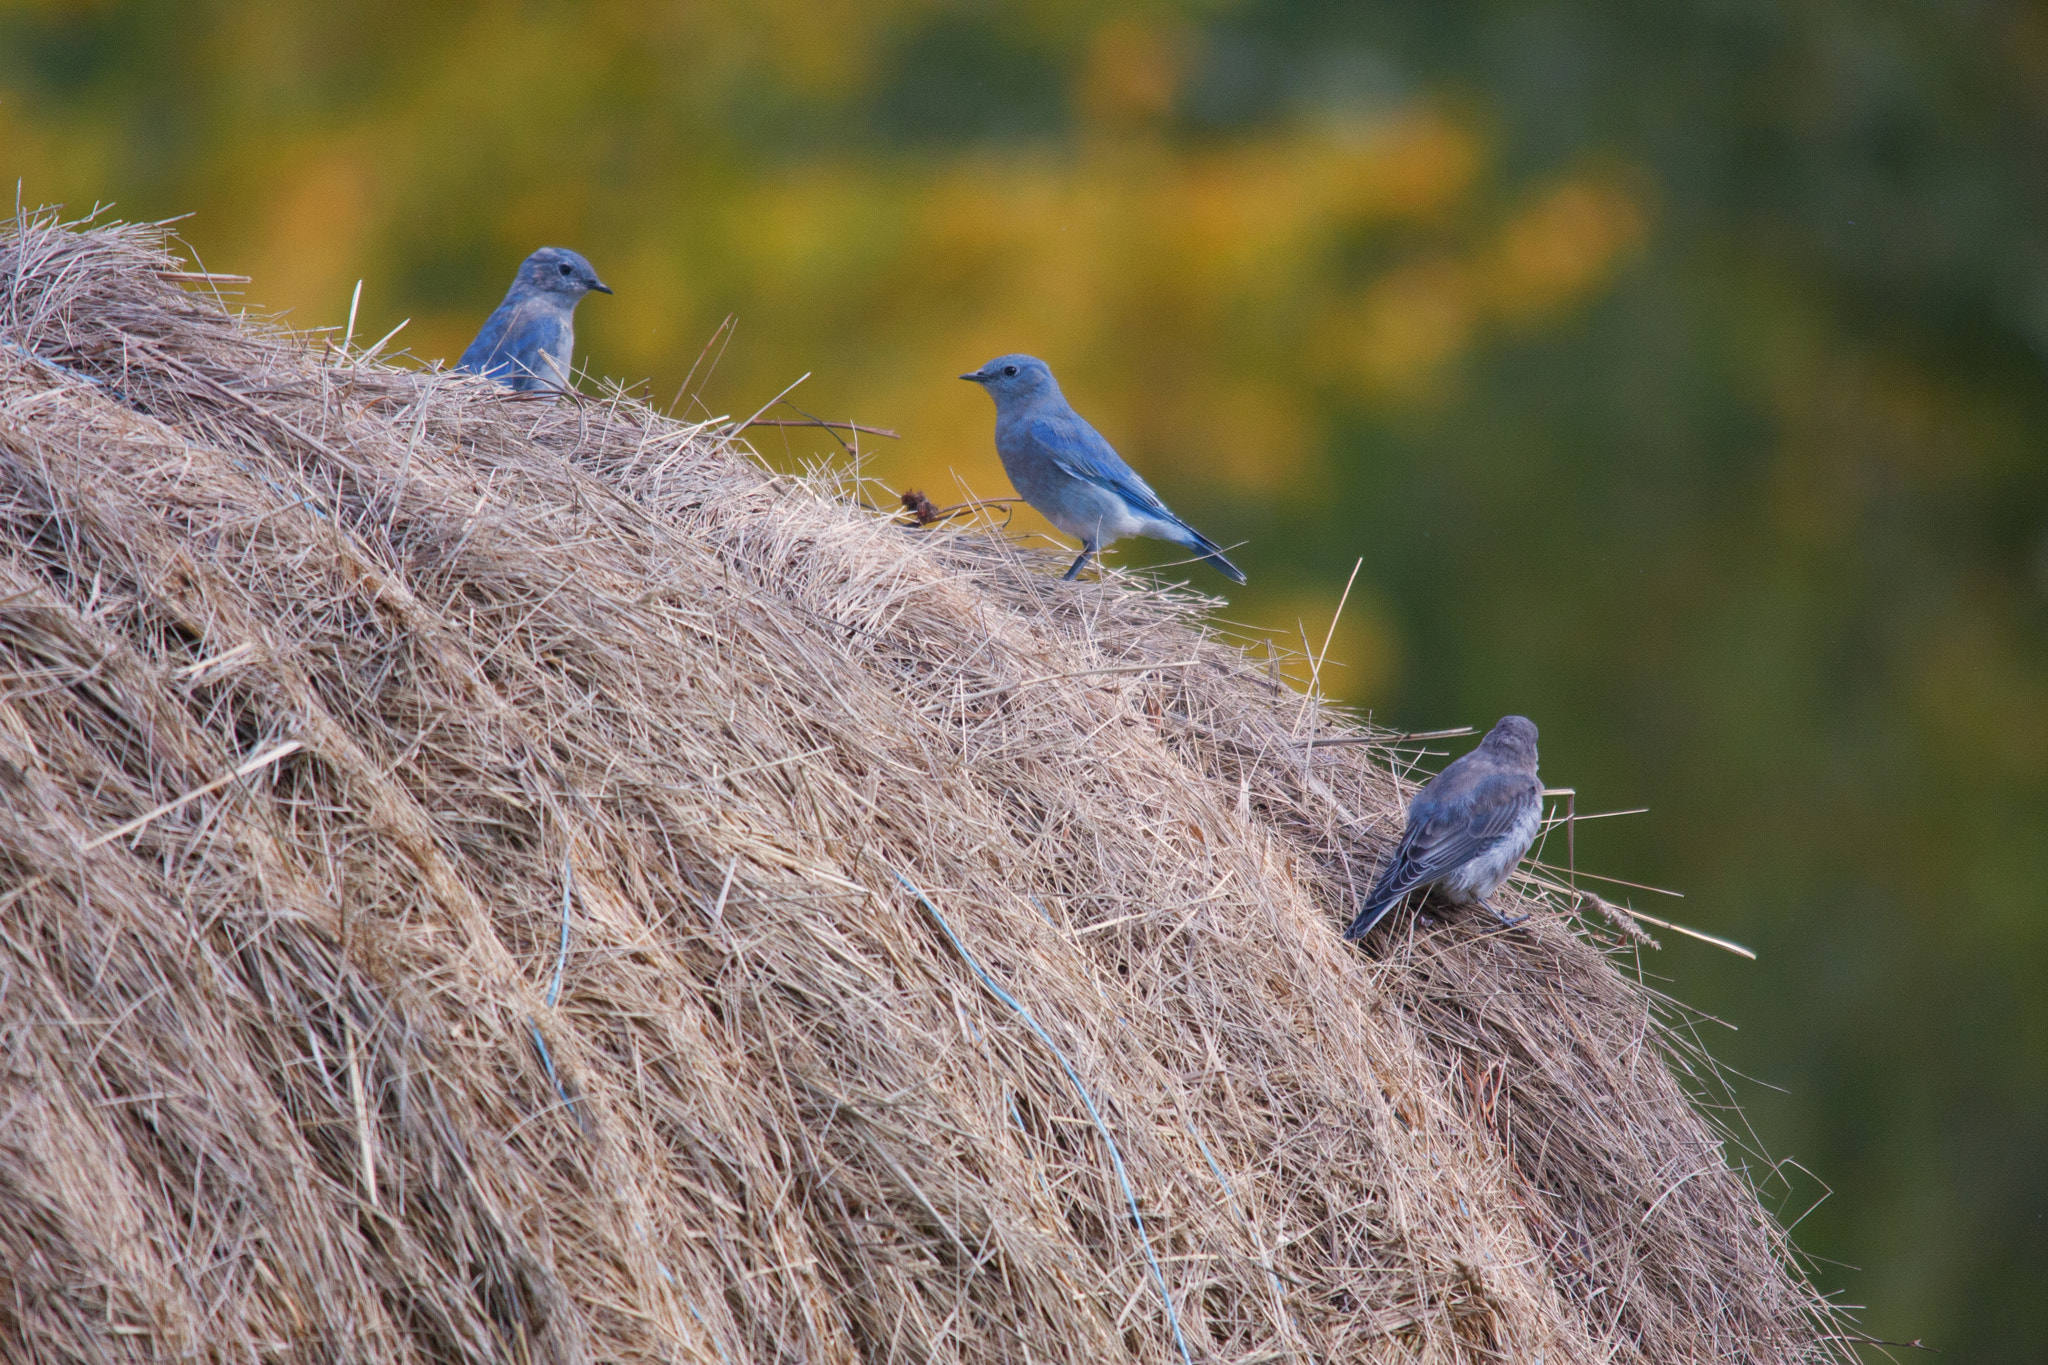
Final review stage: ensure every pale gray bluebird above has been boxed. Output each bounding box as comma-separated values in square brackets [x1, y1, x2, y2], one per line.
[1344, 716, 1543, 941]
[960, 354, 1246, 584]
[456, 247, 612, 392]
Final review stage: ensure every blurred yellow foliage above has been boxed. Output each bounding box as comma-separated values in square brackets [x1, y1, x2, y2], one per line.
[251, 150, 371, 316]
[1322, 256, 1478, 400]
[1314, 172, 1647, 401]
[1491, 176, 1647, 321]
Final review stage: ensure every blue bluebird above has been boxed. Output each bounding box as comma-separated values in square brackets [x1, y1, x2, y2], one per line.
[960, 355, 1246, 584]
[1345, 716, 1544, 941]
[456, 247, 612, 392]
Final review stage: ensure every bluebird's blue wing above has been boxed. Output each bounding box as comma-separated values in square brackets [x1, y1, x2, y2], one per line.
[1024, 412, 1247, 583]
[457, 299, 567, 391]
[1026, 413, 1174, 521]
[457, 301, 518, 377]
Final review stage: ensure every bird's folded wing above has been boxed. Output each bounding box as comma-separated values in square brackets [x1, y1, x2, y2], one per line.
[465, 301, 567, 383]
[457, 304, 517, 372]
[1393, 775, 1543, 889]
[1026, 415, 1178, 522]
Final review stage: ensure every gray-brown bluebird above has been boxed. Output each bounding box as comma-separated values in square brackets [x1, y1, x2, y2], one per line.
[1345, 715, 1543, 940]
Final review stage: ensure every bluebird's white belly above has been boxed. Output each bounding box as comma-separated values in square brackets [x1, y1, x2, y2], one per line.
[1037, 480, 1153, 546]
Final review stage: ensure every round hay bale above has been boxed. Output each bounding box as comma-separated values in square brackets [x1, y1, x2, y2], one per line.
[0, 214, 1853, 1364]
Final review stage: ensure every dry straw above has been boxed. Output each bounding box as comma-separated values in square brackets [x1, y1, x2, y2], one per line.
[0, 214, 1856, 1364]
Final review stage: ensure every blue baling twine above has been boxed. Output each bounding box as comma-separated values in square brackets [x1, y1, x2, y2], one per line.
[528, 857, 583, 1130]
[547, 857, 573, 1009]
[895, 871, 1195, 1365]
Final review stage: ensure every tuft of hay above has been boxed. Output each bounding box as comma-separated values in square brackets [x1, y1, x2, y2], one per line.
[0, 215, 1853, 1364]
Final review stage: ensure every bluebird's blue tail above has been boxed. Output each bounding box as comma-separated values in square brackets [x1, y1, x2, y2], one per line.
[1175, 524, 1247, 585]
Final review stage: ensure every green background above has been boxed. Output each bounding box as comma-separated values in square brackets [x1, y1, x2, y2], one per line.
[5, 1, 2043, 1355]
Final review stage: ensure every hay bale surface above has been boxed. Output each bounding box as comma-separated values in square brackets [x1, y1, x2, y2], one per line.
[0, 217, 1848, 1364]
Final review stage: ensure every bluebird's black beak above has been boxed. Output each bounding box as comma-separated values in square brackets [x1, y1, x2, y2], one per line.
[959, 370, 985, 383]
[591, 280, 614, 295]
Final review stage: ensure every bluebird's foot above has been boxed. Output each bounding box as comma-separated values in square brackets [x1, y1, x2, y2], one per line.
[1482, 900, 1530, 930]
[1062, 547, 1097, 581]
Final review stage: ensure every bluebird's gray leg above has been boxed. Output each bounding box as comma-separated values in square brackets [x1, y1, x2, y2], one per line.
[1062, 544, 1098, 581]
[1481, 899, 1530, 930]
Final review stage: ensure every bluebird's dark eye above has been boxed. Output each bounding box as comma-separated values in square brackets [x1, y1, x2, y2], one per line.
[1003, 364, 1019, 377]
[558, 262, 573, 276]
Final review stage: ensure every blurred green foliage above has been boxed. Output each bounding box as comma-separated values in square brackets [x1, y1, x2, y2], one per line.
[3, 1, 2044, 1356]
